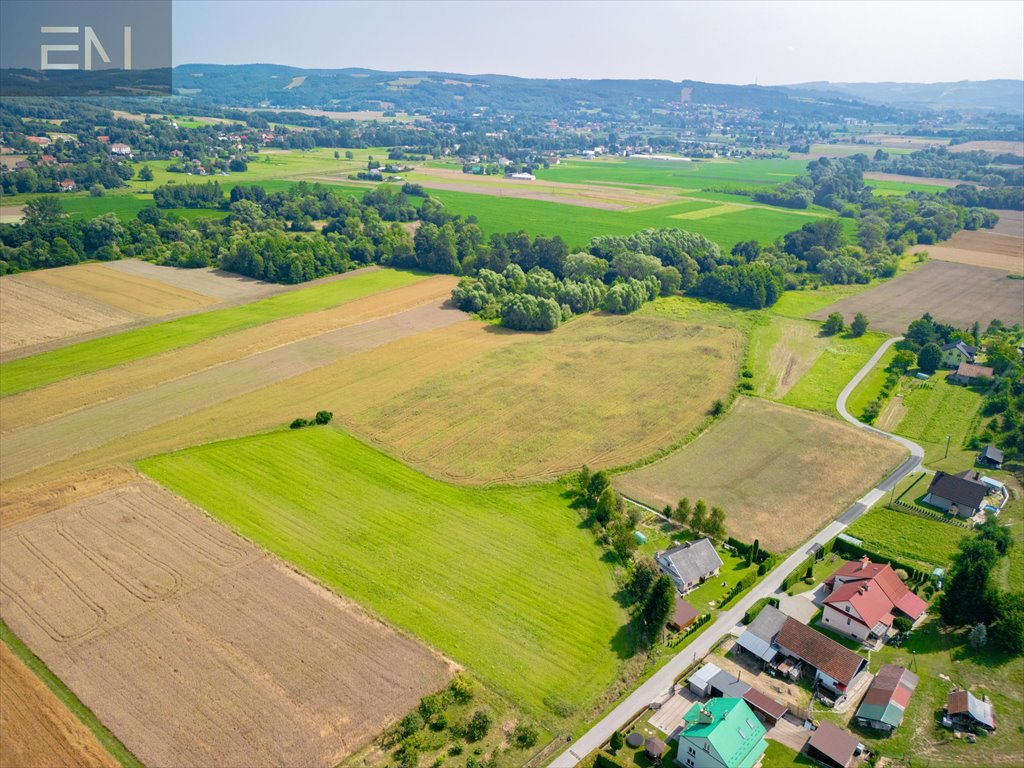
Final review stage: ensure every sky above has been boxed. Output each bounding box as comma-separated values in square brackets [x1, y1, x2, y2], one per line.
[173, 0, 1024, 84]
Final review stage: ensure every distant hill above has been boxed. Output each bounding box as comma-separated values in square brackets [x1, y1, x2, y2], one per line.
[787, 80, 1024, 114]
[171, 64, 901, 121]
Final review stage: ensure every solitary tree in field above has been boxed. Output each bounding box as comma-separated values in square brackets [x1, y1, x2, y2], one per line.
[917, 342, 942, 374]
[850, 312, 869, 337]
[138, 165, 154, 181]
[823, 312, 845, 335]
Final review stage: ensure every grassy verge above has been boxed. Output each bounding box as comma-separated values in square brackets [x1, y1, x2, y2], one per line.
[0, 267, 424, 396]
[0, 619, 143, 768]
[846, 344, 898, 418]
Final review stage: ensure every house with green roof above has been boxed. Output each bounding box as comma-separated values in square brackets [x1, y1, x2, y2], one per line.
[672, 698, 767, 768]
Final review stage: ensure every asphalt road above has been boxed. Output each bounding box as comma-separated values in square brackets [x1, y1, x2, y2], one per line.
[550, 336, 927, 768]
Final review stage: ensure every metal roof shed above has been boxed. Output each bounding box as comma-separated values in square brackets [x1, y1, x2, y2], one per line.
[688, 662, 722, 697]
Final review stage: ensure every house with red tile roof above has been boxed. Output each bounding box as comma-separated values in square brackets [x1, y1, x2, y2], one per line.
[774, 617, 867, 698]
[58, 178, 76, 192]
[821, 557, 928, 643]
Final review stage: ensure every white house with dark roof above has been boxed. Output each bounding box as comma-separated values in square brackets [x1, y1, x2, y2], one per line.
[656, 538, 723, 594]
[925, 470, 987, 518]
[940, 341, 976, 368]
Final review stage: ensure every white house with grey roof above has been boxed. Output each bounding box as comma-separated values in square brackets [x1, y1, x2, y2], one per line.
[656, 538, 723, 594]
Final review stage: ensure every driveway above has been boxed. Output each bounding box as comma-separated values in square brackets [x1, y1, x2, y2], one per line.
[775, 583, 828, 625]
[648, 688, 699, 734]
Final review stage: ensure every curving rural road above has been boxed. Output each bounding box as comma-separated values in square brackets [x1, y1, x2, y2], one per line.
[549, 336, 927, 768]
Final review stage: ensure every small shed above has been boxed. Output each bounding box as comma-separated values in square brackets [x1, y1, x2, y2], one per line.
[688, 662, 722, 697]
[805, 721, 860, 768]
[668, 596, 699, 631]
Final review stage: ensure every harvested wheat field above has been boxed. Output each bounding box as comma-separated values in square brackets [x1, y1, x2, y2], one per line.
[0, 643, 119, 768]
[29, 262, 218, 317]
[0, 275, 459, 435]
[947, 140, 1024, 155]
[614, 398, 906, 552]
[102, 258, 283, 301]
[0, 275, 137, 354]
[0, 299, 465, 481]
[919, 228, 1024, 274]
[0, 479, 451, 768]
[991, 209, 1024, 239]
[809, 261, 1024, 335]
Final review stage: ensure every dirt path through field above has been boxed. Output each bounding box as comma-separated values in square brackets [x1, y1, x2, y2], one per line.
[1, 275, 457, 433]
[0, 643, 120, 768]
[1, 298, 465, 481]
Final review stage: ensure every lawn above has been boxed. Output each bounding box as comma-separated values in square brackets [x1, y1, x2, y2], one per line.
[844, 507, 970, 569]
[0, 268, 423, 397]
[894, 375, 985, 469]
[761, 740, 815, 767]
[781, 331, 887, 415]
[139, 427, 630, 725]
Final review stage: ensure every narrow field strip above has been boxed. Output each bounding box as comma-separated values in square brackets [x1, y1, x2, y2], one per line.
[0, 267, 422, 397]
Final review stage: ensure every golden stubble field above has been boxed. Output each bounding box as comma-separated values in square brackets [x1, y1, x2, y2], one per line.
[0, 642, 119, 768]
[614, 397, 907, 552]
[0, 477, 452, 768]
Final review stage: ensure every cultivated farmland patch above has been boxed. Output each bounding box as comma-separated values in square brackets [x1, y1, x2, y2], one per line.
[0, 479, 451, 768]
[102, 258, 283, 301]
[808, 260, 1024, 335]
[916, 227, 1023, 274]
[614, 397, 906, 552]
[0, 642, 119, 768]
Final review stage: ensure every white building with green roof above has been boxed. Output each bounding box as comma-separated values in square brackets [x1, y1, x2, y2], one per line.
[672, 698, 767, 768]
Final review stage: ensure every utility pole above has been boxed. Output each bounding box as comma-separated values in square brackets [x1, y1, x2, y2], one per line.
[944, 434, 951, 460]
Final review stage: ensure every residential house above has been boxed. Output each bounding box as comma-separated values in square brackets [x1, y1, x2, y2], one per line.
[978, 444, 1004, 469]
[39, 154, 55, 165]
[774, 617, 868, 698]
[109, 143, 132, 156]
[804, 721, 860, 768]
[58, 179, 76, 192]
[821, 558, 928, 642]
[925, 470, 987, 518]
[949, 362, 994, 385]
[945, 689, 996, 731]
[672, 698, 767, 768]
[855, 664, 918, 733]
[735, 604, 788, 665]
[668, 596, 700, 631]
[940, 341, 976, 368]
[656, 538, 723, 594]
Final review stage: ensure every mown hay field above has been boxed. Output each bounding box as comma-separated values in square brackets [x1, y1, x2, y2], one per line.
[0, 478, 451, 768]
[0, 267, 424, 396]
[139, 427, 628, 723]
[747, 316, 829, 399]
[614, 397, 907, 552]
[347, 313, 743, 484]
[808, 260, 1024, 335]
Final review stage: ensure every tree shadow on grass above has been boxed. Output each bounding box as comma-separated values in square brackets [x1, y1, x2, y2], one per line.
[610, 617, 644, 661]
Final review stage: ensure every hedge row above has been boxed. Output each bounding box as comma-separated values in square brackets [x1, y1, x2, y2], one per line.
[742, 596, 781, 625]
[892, 500, 970, 528]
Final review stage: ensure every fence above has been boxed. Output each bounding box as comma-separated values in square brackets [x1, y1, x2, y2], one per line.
[891, 500, 971, 528]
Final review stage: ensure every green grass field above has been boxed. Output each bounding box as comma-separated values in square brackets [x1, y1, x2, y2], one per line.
[780, 331, 887, 415]
[0, 268, 423, 397]
[845, 507, 969, 568]
[894, 376, 984, 468]
[534, 157, 810, 190]
[139, 427, 628, 724]
[846, 344, 898, 418]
